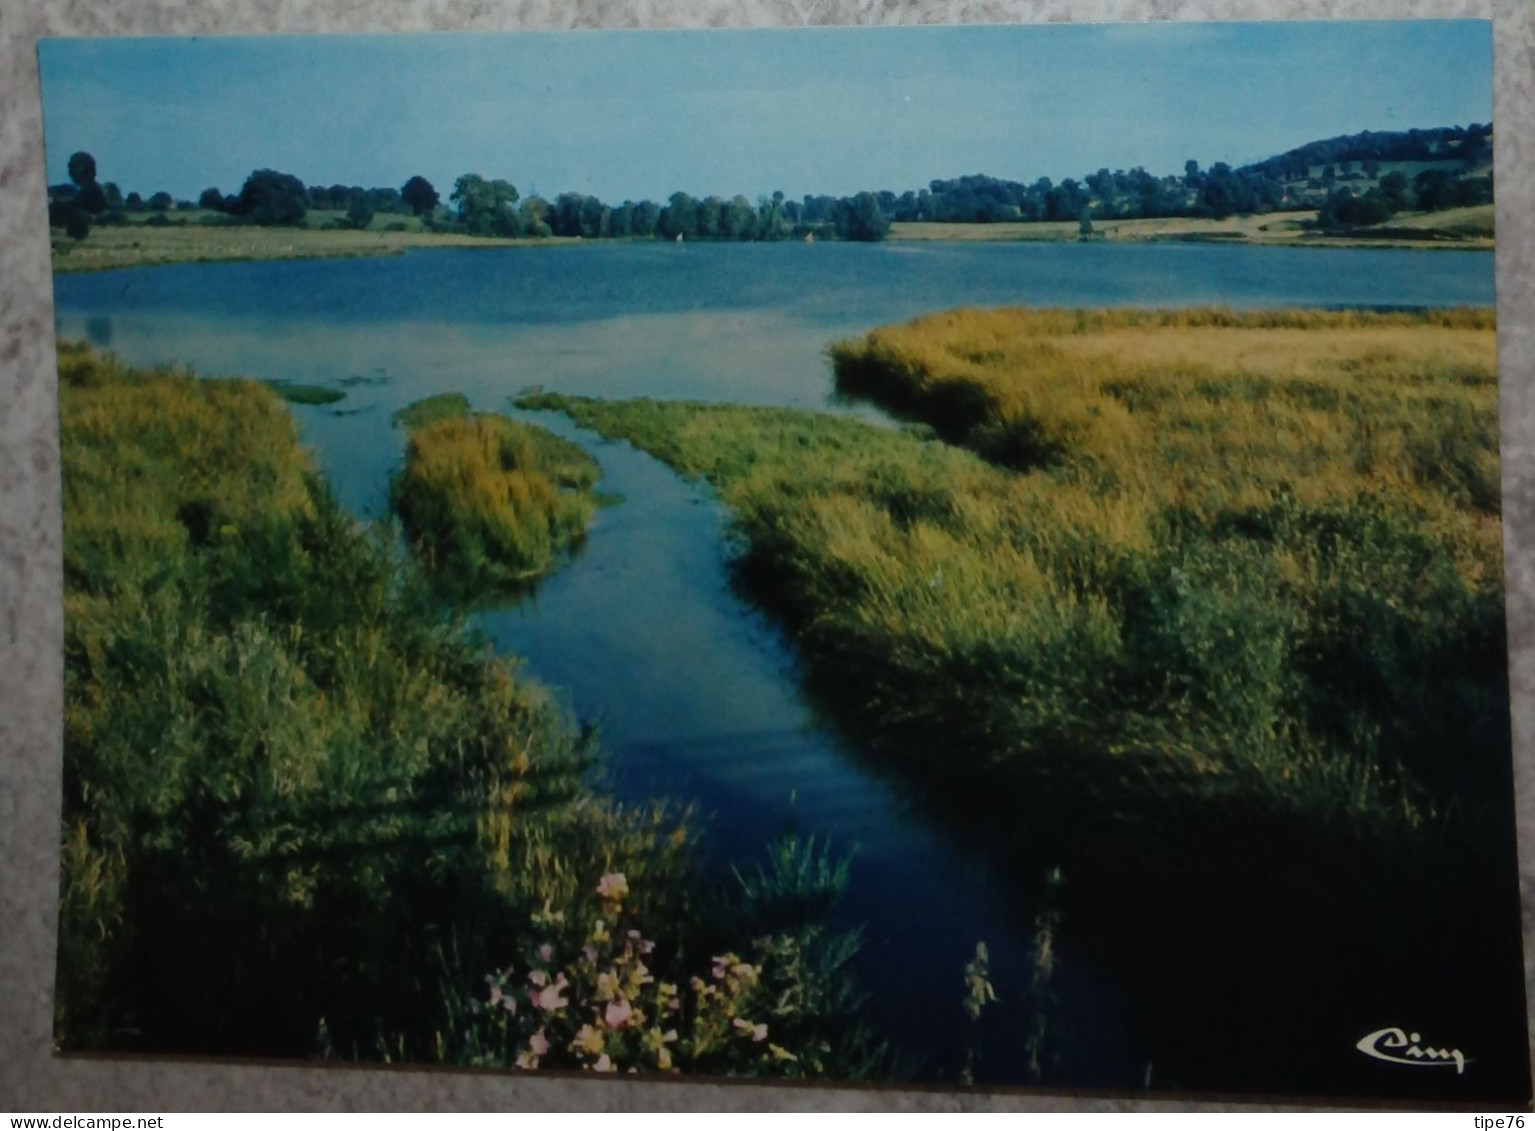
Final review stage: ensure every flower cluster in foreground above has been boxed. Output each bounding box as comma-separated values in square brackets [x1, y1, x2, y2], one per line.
[459, 873, 797, 1075]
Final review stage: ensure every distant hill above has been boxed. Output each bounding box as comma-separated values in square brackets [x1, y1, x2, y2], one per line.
[1239, 124, 1492, 183]
[891, 123, 1495, 227]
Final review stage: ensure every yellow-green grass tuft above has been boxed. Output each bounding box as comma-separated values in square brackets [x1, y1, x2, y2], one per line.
[391, 412, 600, 596]
[393, 392, 470, 429]
[265, 381, 346, 406]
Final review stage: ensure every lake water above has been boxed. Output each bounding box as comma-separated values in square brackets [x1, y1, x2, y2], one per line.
[53, 240, 1501, 1092]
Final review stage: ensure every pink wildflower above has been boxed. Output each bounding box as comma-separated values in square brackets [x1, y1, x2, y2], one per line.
[596, 873, 629, 901]
[529, 1029, 550, 1056]
[593, 1053, 615, 1073]
[538, 943, 553, 962]
[604, 999, 633, 1030]
[527, 969, 549, 988]
[733, 1017, 769, 1042]
[533, 975, 569, 1012]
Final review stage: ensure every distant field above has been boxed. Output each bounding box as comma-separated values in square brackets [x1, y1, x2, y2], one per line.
[890, 207, 1493, 249]
[1377, 203, 1495, 237]
[891, 214, 1297, 243]
[890, 220, 1084, 241]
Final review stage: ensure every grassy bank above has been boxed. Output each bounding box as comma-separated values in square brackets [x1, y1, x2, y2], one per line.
[889, 205, 1494, 249]
[391, 401, 601, 596]
[56, 343, 882, 1078]
[517, 307, 1525, 1091]
[821, 307, 1505, 812]
[49, 221, 579, 273]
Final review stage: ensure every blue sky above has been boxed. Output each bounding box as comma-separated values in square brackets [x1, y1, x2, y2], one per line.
[37, 21, 1491, 203]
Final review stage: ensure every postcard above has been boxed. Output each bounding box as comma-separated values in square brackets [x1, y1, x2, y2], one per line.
[38, 21, 1527, 1103]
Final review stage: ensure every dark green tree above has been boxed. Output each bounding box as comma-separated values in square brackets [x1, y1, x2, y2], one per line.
[832, 192, 890, 242]
[1413, 169, 1459, 212]
[633, 199, 661, 238]
[76, 182, 108, 214]
[660, 192, 700, 240]
[697, 196, 724, 240]
[518, 197, 552, 238]
[345, 190, 374, 231]
[67, 151, 97, 188]
[451, 174, 520, 236]
[1199, 163, 1246, 220]
[231, 169, 309, 226]
[1379, 171, 1412, 212]
[724, 195, 757, 240]
[401, 175, 439, 216]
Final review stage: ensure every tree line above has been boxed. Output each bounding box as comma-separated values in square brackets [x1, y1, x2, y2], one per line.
[439, 178, 890, 241]
[47, 123, 1495, 244]
[48, 158, 893, 243]
[887, 162, 1288, 225]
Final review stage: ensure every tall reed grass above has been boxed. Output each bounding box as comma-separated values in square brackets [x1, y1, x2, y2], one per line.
[56, 344, 875, 1075]
[818, 307, 1505, 818]
[391, 411, 599, 596]
[518, 304, 1523, 1089]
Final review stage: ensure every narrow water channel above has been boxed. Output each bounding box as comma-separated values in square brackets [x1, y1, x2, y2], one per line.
[471, 411, 1131, 1084]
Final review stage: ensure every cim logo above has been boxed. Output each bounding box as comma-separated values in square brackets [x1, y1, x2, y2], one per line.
[1356, 1027, 1469, 1074]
